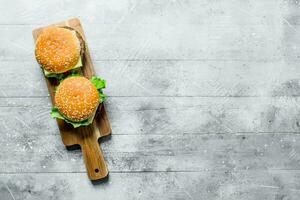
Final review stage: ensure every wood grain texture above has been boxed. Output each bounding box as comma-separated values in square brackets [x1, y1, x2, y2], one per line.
[1, 21, 299, 62]
[2, 98, 300, 173]
[0, 171, 300, 200]
[2, 0, 300, 199]
[1, 97, 300, 135]
[0, 0, 285, 25]
[1, 131, 300, 173]
[2, 60, 300, 97]
[32, 18, 111, 180]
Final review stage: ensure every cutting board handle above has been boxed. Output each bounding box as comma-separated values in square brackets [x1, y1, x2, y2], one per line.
[80, 133, 108, 180]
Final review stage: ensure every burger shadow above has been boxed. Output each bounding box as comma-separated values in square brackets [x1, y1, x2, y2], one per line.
[98, 134, 112, 143]
[91, 174, 110, 185]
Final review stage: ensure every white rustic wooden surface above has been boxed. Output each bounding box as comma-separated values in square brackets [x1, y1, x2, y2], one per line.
[1, 0, 300, 199]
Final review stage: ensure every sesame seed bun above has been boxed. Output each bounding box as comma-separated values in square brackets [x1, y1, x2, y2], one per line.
[61, 26, 85, 58]
[55, 76, 99, 122]
[35, 27, 84, 74]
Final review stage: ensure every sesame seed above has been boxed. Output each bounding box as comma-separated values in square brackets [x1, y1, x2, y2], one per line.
[55, 76, 99, 121]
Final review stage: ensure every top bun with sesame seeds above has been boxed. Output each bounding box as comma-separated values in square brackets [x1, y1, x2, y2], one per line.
[35, 26, 85, 75]
[54, 76, 100, 122]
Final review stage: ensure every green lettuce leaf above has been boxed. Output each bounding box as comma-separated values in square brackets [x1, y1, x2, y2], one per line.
[90, 76, 106, 89]
[50, 107, 93, 128]
[90, 76, 106, 103]
[50, 76, 106, 128]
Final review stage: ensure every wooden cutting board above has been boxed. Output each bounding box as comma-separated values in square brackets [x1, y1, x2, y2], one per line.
[32, 18, 111, 181]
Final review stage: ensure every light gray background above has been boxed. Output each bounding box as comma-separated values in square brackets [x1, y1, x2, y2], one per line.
[1, 0, 300, 199]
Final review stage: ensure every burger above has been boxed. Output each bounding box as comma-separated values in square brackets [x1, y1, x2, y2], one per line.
[35, 26, 85, 78]
[51, 76, 106, 128]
